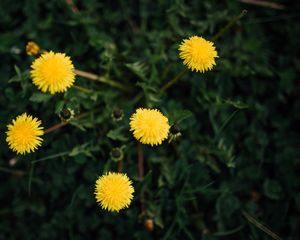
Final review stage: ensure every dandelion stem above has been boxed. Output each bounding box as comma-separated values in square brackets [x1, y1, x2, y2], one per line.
[160, 10, 247, 92]
[0, 166, 25, 175]
[211, 9, 248, 42]
[28, 163, 35, 195]
[160, 69, 188, 92]
[75, 69, 130, 92]
[44, 121, 69, 134]
[137, 143, 146, 217]
[138, 143, 144, 181]
[117, 159, 123, 173]
[44, 110, 99, 134]
[72, 84, 92, 93]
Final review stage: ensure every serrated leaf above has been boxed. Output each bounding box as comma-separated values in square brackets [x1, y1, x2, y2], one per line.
[8, 69, 30, 83]
[107, 127, 128, 141]
[125, 61, 148, 81]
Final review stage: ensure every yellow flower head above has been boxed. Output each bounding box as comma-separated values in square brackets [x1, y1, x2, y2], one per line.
[179, 36, 218, 73]
[130, 108, 170, 146]
[6, 113, 44, 155]
[26, 41, 40, 56]
[30, 51, 75, 94]
[95, 172, 134, 212]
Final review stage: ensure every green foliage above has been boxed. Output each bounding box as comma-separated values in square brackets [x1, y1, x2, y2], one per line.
[1, 0, 300, 239]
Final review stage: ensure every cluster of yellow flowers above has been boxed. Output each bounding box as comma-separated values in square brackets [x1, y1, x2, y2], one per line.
[5, 36, 217, 212]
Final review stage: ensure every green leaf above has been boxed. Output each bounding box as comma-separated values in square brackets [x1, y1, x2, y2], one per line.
[125, 61, 148, 81]
[223, 99, 249, 109]
[107, 127, 128, 141]
[216, 193, 240, 220]
[169, 109, 193, 124]
[74, 154, 87, 164]
[29, 93, 52, 103]
[263, 179, 283, 200]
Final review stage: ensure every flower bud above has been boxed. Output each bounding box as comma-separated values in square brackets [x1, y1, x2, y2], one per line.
[26, 41, 40, 56]
[111, 108, 124, 122]
[110, 147, 124, 162]
[59, 107, 75, 122]
[144, 218, 154, 232]
[168, 124, 182, 143]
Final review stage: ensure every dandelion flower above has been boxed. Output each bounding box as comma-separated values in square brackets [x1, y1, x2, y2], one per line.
[179, 36, 218, 72]
[30, 51, 75, 94]
[130, 108, 170, 146]
[6, 113, 44, 155]
[95, 172, 134, 212]
[26, 41, 40, 56]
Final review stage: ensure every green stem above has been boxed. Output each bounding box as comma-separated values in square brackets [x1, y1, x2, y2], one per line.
[28, 163, 35, 195]
[75, 69, 130, 92]
[97, 76, 129, 92]
[160, 69, 187, 92]
[160, 10, 247, 92]
[242, 211, 282, 240]
[31, 151, 70, 163]
[211, 9, 247, 41]
[72, 84, 92, 93]
[0, 166, 25, 175]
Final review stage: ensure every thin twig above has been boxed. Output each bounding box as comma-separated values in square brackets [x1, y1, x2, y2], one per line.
[242, 211, 282, 240]
[238, 0, 285, 10]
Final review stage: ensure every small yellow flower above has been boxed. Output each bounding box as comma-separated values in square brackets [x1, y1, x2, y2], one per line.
[179, 36, 218, 73]
[95, 172, 134, 212]
[6, 113, 44, 155]
[130, 108, 170, 146]
[26, 41, 40, 56]
[30, 51, 75, 94]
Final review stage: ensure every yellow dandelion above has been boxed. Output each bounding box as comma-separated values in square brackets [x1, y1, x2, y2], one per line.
[179, 36, 218, 73]
[30, 51, 75, 94]
[6, 113, 44, 155]
[95, 172, 134, 212]
[130, 108, 170, 146]
[26, 41, 40, 56]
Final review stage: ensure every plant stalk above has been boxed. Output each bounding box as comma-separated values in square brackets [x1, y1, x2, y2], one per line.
[72, 85, 92, 93]
[137, 143, 146, 216]
[75, 69, 130, 92]
[160, 9, 247, 91]
[212, 9, 247, 41]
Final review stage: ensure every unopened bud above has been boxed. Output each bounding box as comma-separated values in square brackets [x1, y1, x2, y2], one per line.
[59, 107, 75, 122]
[26, 41, 40, 56]
[168, 124, 182, 143]
[110, 147, 124, 162]
[144, 218, 154, 232]
[111, 108, 124, 122]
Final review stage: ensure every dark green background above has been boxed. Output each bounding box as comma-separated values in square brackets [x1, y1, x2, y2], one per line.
[1, 0, 299, 239]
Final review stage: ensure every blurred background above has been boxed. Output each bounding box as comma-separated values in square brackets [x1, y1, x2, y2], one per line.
[0, 0, 300, 239]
